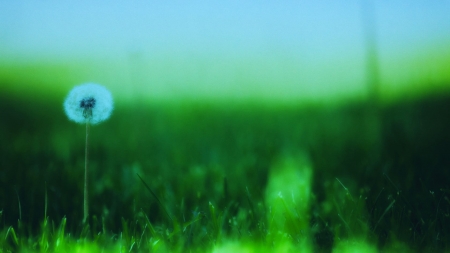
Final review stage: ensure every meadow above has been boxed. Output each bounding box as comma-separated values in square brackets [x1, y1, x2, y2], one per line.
[1, 89, 449, 252]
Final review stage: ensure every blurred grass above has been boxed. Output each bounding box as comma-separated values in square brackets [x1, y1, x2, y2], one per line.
[1, 87, 450, 252]
[2, 45, 450, 105]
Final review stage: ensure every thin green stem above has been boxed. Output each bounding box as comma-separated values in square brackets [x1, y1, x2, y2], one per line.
[83, 122, 90, 224]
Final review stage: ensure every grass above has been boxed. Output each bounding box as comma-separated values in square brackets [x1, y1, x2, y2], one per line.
[1, 90, 450, 252]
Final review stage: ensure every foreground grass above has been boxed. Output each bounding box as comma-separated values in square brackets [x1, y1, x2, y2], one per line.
[1, 92, 450, 252]
[0, 178, 414, 253]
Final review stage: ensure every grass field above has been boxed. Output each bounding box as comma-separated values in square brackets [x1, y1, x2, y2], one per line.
[1, 89, 450, 252]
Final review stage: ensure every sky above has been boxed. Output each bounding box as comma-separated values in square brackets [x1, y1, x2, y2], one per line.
[0, 1, 449, 103]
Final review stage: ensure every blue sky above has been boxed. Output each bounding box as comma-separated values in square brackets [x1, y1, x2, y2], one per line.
[1, 1, 448, 57]
[1, 1, 449, 102]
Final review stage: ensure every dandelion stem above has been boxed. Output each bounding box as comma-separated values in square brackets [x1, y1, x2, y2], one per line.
[83, 122, 90, 223]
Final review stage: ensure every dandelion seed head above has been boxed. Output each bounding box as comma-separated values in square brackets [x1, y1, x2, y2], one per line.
[64, 83, 113, 124]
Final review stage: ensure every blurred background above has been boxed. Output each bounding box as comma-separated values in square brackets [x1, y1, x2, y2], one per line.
[1, 1, 449, 103]
[1, 1, 450, 251]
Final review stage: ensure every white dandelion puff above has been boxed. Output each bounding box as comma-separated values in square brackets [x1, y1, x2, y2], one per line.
[64, 83, 113, 125]
[63, 83, 113, 223]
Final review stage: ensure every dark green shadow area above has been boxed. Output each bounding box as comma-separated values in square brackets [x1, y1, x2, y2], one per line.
[1, 87, 450, 252]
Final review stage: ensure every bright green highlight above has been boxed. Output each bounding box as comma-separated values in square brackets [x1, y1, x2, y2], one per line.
[1, 40, 450, 105]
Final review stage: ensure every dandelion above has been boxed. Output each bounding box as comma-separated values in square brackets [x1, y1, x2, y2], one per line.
[64, 83, 113, 125]
[64, 83, 113, 223]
